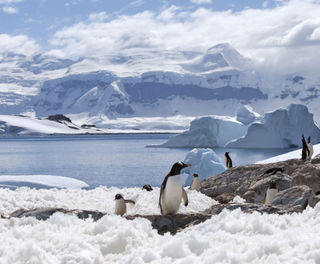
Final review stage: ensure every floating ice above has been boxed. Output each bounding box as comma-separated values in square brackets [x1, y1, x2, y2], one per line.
[183, 148, 226, 185]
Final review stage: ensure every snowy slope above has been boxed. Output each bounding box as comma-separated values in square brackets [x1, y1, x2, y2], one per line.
[0, 43, 320, 125]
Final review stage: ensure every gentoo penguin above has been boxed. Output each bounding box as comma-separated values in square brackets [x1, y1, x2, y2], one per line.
[114, 194, 135, 216]
[307, 136, 314, 160]
[159, 161, 190, 215]
[301, 134, 310, 161]
[263, 167, 284, 176]
[224, 152, 233, 168]
[264, 180, 278, 206]
[142, 184, 153, 191]
[190, 173, 201, 191]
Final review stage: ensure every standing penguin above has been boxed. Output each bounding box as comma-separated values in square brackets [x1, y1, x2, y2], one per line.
[114, 194, 135, 216]
[190, 173, 201, 191]
[264, 180, 278, 206]
[301, 134, 310, 161]
[159, 162, 190, 215]
[307, 136, 314, 160]
[224, 152, 233, 168]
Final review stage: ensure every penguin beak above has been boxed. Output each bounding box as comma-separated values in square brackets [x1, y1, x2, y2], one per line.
[184, 164, 191, 167]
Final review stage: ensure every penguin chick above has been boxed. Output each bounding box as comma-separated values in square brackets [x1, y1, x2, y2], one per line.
[190, 173, 201, 191]
[159, 161, 190, 215]
[224, 152, 233, 168]
[264, 180, 278, 206]
[307, 136, 314, 160]
[142, 184, 153, 192]
[114, 194, 135, 216]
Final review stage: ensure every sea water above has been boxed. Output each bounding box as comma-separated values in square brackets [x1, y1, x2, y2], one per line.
[0, 134, 294, 188]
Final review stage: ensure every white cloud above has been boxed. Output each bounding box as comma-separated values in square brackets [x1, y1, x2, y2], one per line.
[88, 12, 108, 22]
[48, 0, 320, 74]
[0, 0, 22, 3]
[190, 0, 212, 4]
[0, 34, 40, 55]
[2, 5, 18, 13]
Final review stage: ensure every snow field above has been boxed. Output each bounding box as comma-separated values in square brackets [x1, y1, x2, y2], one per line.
[0, 186, 217, 217]
[2, 203, 320, 263]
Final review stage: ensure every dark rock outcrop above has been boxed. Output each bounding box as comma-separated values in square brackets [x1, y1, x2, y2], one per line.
[201, 155, 320, 209]
[47, 114, 72, 123]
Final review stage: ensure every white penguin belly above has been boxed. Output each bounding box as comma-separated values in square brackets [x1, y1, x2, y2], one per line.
[190, 178, 201, 191]
[162, 175, 183, 214]
[265, 189, 278, 206]
[308, 143, 314, 159]
[115, 200, 126, 216]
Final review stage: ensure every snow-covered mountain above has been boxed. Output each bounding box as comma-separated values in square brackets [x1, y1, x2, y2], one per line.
[0, 43, 320, 125]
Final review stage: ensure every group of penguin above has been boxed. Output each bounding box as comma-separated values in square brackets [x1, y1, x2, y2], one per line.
[114, 152, 233, 216]
[115, 136, 314, 216]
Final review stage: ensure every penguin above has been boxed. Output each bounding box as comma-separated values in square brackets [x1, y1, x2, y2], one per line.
[301, 134, 310, 161]
[264, 180, 278, 206]
[114, 194, 135, 216]
[224, 152, 233, 169]
[142, 184, 153, 191]
[263, 167, 284, 176]
[159, 161, 190, 215]
[189, 173, 201, 191]
[307, 136, 314, 160]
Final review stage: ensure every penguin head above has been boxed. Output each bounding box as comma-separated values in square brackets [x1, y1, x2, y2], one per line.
[115, 194, 124, 200]
[193, 173, 199, 178]
[225, 152, 229, 157]
[269, 180, 277, 189]
[142, 184, 153, 191]
[168, 161, 191, 176]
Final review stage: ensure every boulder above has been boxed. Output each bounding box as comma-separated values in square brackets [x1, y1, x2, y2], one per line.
[272, 185, 314, 210]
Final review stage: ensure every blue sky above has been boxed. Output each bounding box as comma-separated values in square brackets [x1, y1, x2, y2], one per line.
[0, 0, 320, 75]
[0, 0, 278, 48]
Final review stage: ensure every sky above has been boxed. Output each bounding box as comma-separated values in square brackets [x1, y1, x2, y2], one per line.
[0, 0, 320, 73]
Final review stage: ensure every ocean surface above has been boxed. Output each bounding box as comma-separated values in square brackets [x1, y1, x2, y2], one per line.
[0, 134, 295, 188]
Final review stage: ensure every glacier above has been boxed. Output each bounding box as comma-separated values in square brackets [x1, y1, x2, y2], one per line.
[227, 104, 320, 149]
[1, 43, 320, 127]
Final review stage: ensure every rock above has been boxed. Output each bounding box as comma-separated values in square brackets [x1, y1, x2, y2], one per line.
[201, 157, 320, 205]
[291, 162, 320, 192]
[215, 193, 236, 204]
[47, 114, 72, 123]
[272, 185, 314, 210]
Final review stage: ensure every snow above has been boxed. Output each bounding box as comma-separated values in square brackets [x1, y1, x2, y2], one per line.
[183, 148, 226, 185]
[1, 188, 320, 263]
[227, 104, 320, 149]
[157, 115, 247, 148]
[0, 175, 88, 189]
[0, 115, 100, 135]
[0, 186, 216, 217]
[257, 143, 320, 164]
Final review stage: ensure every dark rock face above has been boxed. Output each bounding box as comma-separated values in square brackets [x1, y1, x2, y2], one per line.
[47, 114, 72, 123]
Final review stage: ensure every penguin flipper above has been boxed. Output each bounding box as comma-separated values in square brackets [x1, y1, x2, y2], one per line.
[182, 188, 188, 206]
[125, 199, 135, 204]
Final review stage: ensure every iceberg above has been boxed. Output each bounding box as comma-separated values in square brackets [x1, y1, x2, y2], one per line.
[236, 104, 261, 125]
[227, 104, 320, 149]
[159, 116, 247, 148]
[182, 148, 226, 185]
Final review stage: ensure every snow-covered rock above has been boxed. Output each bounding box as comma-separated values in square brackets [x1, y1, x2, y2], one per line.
[182, 148, 226, 186]
[236, 105, 261, 125]
[227, 104, 320, 149]
[158, 116, 247, 148]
